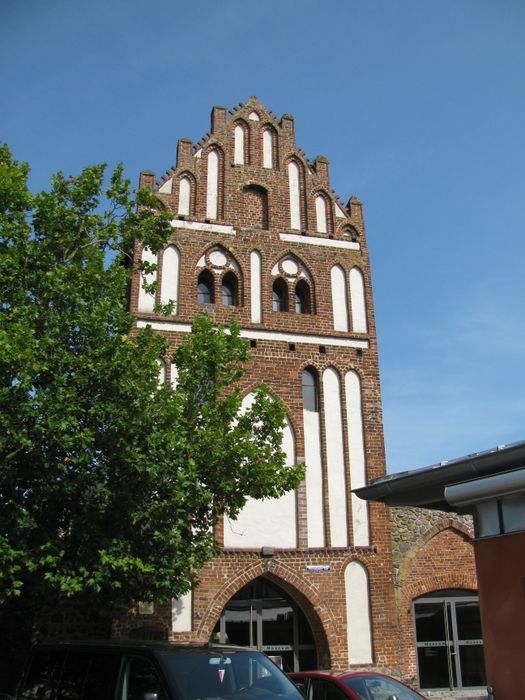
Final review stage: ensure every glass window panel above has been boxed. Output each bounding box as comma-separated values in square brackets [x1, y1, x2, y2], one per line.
[414, 603, 447, 642]
[502, 494, 525, 533]
[417, 647, 454, 690]
[475, 500, 501, 537]
[122, 656, 167, 700]
[455, 602, 483, 641]
[302, 369, 319, 412]
[459, 646, 486, 688]
[262, 603, 293, 645]
[20, 651, 65, 700]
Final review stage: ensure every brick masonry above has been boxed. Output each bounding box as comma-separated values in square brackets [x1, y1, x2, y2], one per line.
[390, 506, 478, 687]
[114, 98, 479, 693]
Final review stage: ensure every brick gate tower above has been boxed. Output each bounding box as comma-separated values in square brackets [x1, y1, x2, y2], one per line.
[121, 97, 398, 672]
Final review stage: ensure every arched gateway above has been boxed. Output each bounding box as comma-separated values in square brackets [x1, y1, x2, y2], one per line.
[212, 577, 317, 672]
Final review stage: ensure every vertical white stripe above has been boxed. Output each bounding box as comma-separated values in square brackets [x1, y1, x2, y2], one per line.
[345, 370, 369, 546]
[170, 364, 178, 389]
[160, 245, 180, 314]
[330, 265, 349, 332]
[315, 195, 327, 233]
[303, 409, 325, 547]
[350, 267, 368, 333]
[157, 358, 166, 385]
[323, 367, 348, 547]
[137, 247, 157, 313]
[250, 250, 262, 324]
[172, 591, 192, 633]
[206, 150, 219, 219]
[263, 130, 273, 169]
[234, 125, 245, 165]
[224, 396, 297, 548]
[345, 561, 373, 664]
[288, 161, 301, 230]
[178, 177, 190, 216]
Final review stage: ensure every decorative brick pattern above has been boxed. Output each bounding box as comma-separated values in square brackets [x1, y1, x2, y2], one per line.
[120, 96, 398, 671]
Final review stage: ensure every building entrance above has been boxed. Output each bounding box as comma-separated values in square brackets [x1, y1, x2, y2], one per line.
[213, 578, 317, 672]
[414, 589, 486, 690]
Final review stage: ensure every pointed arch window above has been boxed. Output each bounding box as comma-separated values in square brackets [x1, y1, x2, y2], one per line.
[178, 176, 191, 216]
[272, 278, 288, 312]
[288, 161, 301, 230]
[221, 272, 238, 306]
[197, 270, 214, 304]
[206, 149, 219, 220]
[315, 194, 328, 233]
[263, 129, 273, 169]
[234, 123, 246, 165]
[302, 367, 319, 413]
[294, 280, 311, 314]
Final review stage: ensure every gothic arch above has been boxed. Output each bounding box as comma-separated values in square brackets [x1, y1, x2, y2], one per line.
[399, 519, 474, 582]
[195, 563, 334, 668]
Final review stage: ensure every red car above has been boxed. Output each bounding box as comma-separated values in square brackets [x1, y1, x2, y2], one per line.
[289, 671, 426, 700]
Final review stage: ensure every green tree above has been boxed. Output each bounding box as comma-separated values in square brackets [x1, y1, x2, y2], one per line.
[0, 144, 304, 617]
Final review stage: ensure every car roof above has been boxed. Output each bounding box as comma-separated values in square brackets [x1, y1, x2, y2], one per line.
[33, 640, 254, 655]
[289, 671, 395, 680]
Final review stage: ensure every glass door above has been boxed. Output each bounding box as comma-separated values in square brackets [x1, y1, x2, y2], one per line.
[413, 590, 485, 690]
[213, 578, 317, 672]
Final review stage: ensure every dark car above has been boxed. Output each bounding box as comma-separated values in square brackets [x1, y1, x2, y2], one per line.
[288, 671, 426, 700]
[4, 640, 305, 700]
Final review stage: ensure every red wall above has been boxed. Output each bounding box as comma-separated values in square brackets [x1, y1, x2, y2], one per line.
[474, 532, 525, 700]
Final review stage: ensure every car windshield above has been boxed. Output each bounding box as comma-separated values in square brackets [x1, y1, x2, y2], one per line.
[161, 650, 303, 700]
[342, 675, 423, 700]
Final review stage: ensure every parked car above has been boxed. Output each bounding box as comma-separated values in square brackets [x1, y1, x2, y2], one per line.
[288, 671, 426, 700]
[4, 640, 305, 700]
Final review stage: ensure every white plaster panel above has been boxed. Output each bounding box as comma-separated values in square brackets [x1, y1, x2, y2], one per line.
[158, 178, 172, 194]
[345, 370, 369, 546]
[282, 258, 298, 275]
[224, 397, 297, 548]
[315, 196, 328, 233]
[170, 220, 235, 235]
[170, 364, 178, 389]
[248, 111, 260, 121]
[288, 162, 301, 230]
[206, 150, 219, 220]
[160, 245, 180, 314]
[157, 358, 166, 385]
[271, 263, 279, 276]
[137, 320, 369, 350]
[234, 125, 245, 165]
[194, 149, 202, 158]
[178, 177, 190, 215]
[280, 233, 360, 251]
[345, 561, 373, 664]
[137, 247, 157, 313]
[330, 265, 349, 332]
[303, 409, 325, 548]
[263, 130, 273, 169]
[336, 203, 347, 219]
[250, 250, 262, 324]
[209, 250, 227, 267]
[172, 591, 192, 633]
[323, 368, 348, 547]
[349, 268, 368, 333]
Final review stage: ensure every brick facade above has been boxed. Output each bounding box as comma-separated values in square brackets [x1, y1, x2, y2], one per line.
[116, 97, 478, 683]
[116, 96, 398, 671]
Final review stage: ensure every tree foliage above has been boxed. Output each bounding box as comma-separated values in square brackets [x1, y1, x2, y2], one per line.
[0, 145, 304, 613]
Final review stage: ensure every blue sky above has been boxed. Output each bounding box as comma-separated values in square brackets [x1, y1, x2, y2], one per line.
[2, 0, 524, 473]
